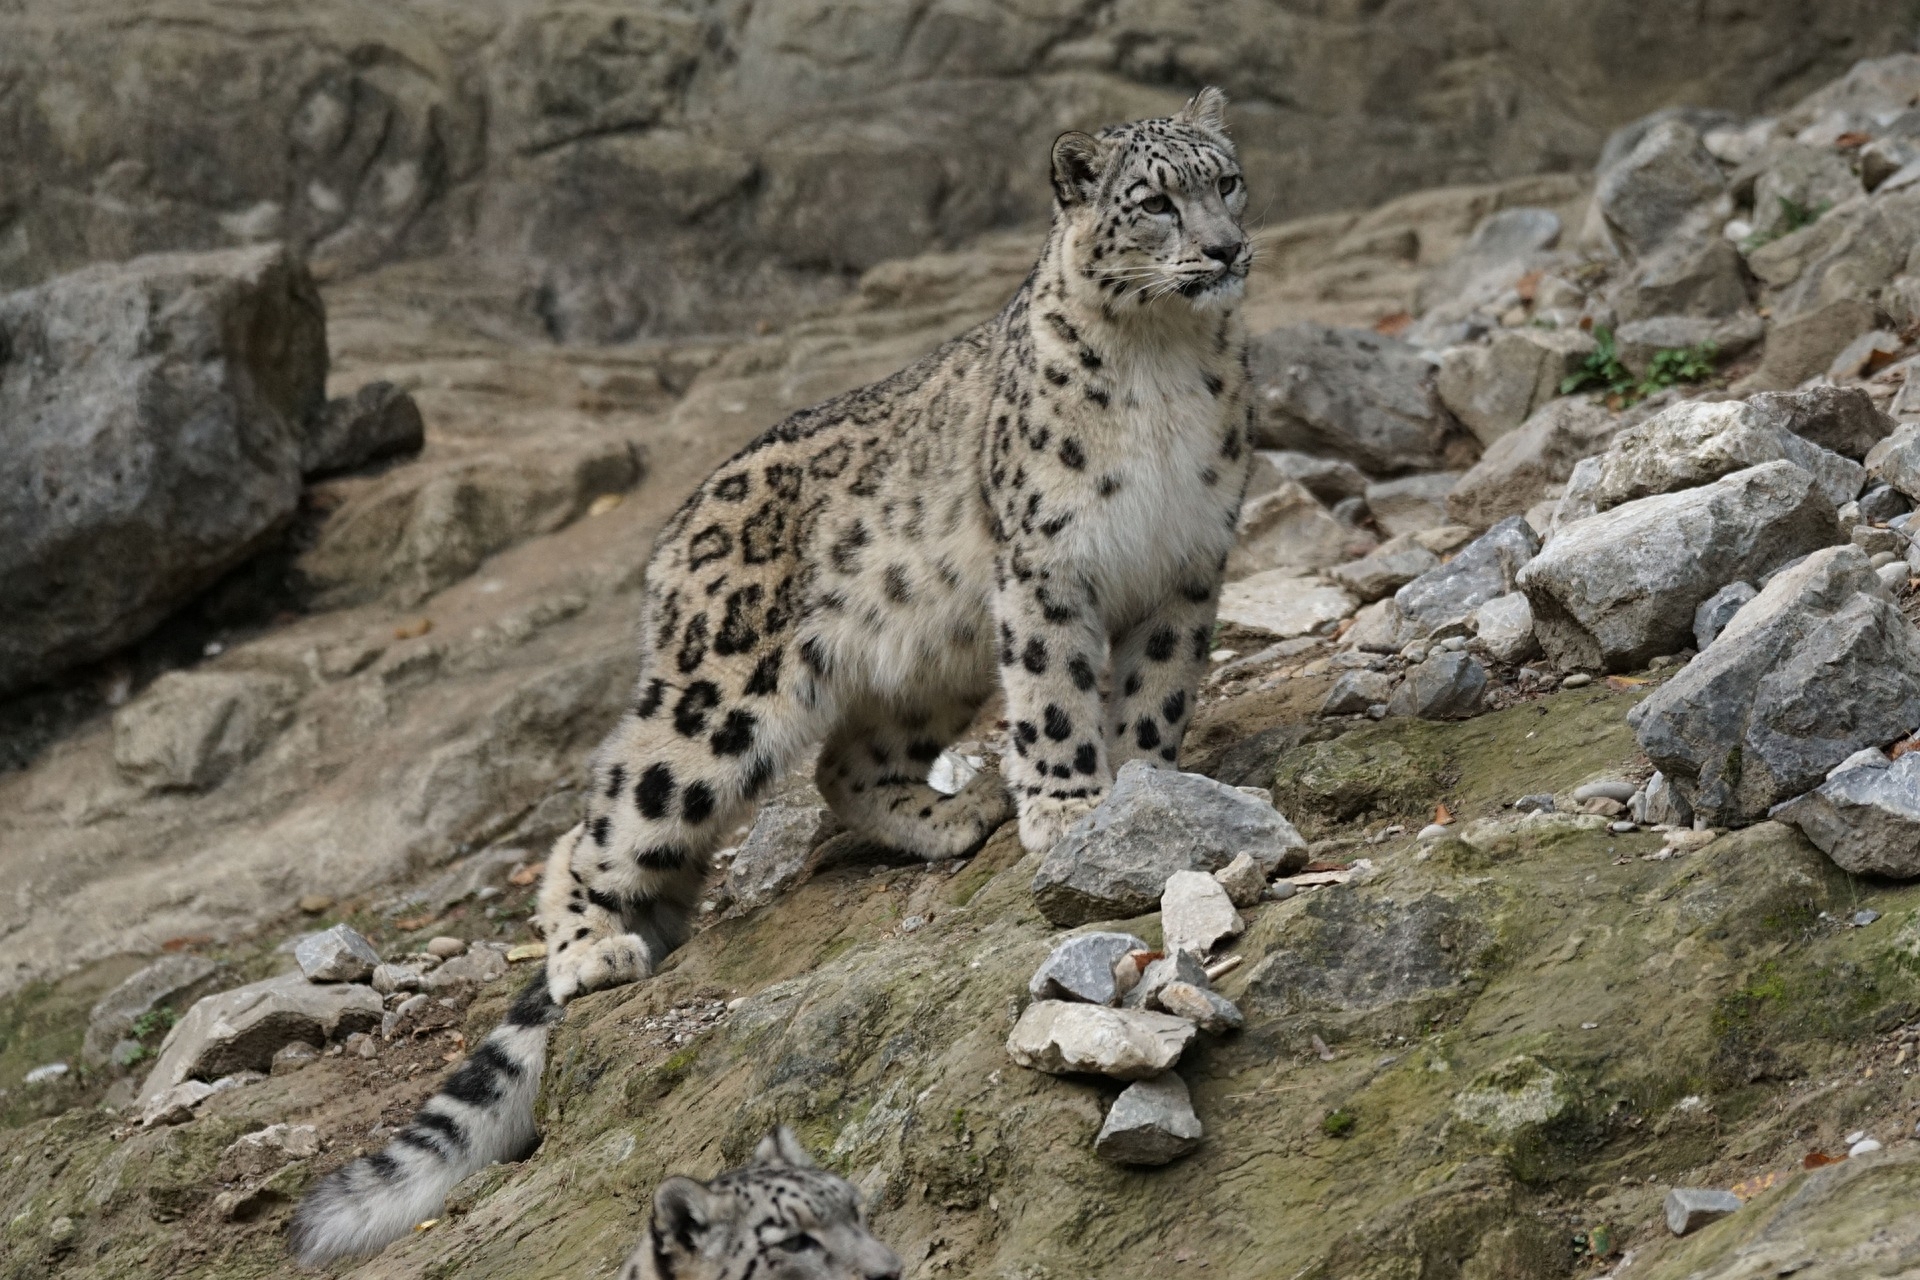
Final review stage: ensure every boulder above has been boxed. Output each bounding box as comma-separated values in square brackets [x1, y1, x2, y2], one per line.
[1386, 652, 1488, 719]
[1436, 327, 1596, 446]
[1613, 313, 1764, 378]
[1560, 399, 1865, 520]
[1365, 473, 1461, 538]
[1321, 669, 1397, 716]
[1160, 871, 1244, 958]
[1445, 396, 1621, 530]
[1213, 853, 1268, 908]
[1471, 592, 1540, 664]
[1031, 762, 1307, 927]
[1327, 536, 1440, 602]
[1027, 932, 1150, 1006]
[1665, 1187, 1743, 1237]
[1227, 478, 1375, 579]
[302, 381, 424, 478]
[137, 972, 381, 1107]
[1750, 141, 1862, 242]
[82, 955, 217, 1067]
[1155, 981, 1245, 1034]
[1857, 484, 1912, 523]
[1867, 422, 1920, 501]
[1521, 461, 1840, 672]
[1258, 452, 1370, 505]
[1094, 1073, 1205, 1166]
[1595, 121, 1725, 257]
[1749, 298, 1880, 390]
[292, 925, 382, 984]
[1693, 581, 1757, 649]
[1746, 385, 1895, 460]
[1247, 323, 1462, 475]
[1394, 516, 1541, 637]
[112, 671, 301, 793]
[724, 789, 841, 913]
[1005, 1002, 1196, 1080]
[1773, 751, 1920, 878]
[1627, 546, 1920, 825]
[0, 244, 325, 695]
[1612, 231, 1751, 321]
[1216, 573, 1358, 640]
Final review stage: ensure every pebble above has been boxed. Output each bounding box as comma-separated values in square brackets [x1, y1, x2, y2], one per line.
[297, 895, 335, 915]
[1417, 823, 1450, 841]
[1160, 871, 1244, 957]
[901, 915, 926, 933]
[1664, 1186, 1742, 1236]
[506, 942, 547, 963]
[1609, 820, 1636, 834]
[1852, 909, 1882, 927]
[295, 924, 383, 983]
[24, 1062, 68, 1085]
[1266, 881, 1298, 902]
[371, 962, 425, 994]
[1094, 1072, 1204, 1166]
[426, 935, 467, 959]
[270, 1042, 318, 1075]
[1156, 980, 1245, 1033]
[1561, 673, 1593, 689]
[1849, 1136, 1883, 1156]
[344, 1031, 378, 1059]
[1573, 779, 1637, 803]
[1514, 793, 1556, 813]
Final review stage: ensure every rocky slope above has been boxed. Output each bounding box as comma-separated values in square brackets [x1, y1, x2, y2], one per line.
[12, 41, 1920, 1280]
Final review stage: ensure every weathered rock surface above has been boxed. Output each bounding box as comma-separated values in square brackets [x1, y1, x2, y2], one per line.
[1155, 981, 1245, 1034]
[1665, 1186, 1743, 1236]
[82, 954, 217, 1067]
[219, 1123, 321, 1181]
[1213, 852, 1268, 909]
[1596, 121, 1725, 256]
[1028, 933, 1149, 1006]
[1248, 324, 1461, 474]
[724, 788, 840, 914]
[1628, 546, 1920, 825]
[1437, 328, 1596, 446]
[137, 972, 381, 1106]
[1394, 516, 1541, 637]
[1032, 762, 1307, 926]
[0, 244, 325, 694]
[292, 925, 381, 984]
[1613, 313, 1764, 377]
[425, 941, 511, 990]
[1228, 479, 1375, 579]
[1160, 871, 1244, 958]
[1005, 1002, 1195, 1080]
[1867, 421, 1920, 501]
[1122, 949, 1212, 1013]
[1694, 581, 1757, 649]
[1094, 1073, 1204, 1166]
[1258, 452, 1370, 506]
[1521, 461, 1839, 671]
[1216, 572, 1358, 640]
[1446, 396, 1620, 530]
[111, 671, 301, 793]
[1366, 473, 1463, 538]
[1386, 652, 1489, 719]
[303, 381, 424, 478]
[1471, 593, 1539, 664]
[1329, 536, 1441, 603]
[1322, 669, 1397, 717]
[1774, 751, 1920, 879]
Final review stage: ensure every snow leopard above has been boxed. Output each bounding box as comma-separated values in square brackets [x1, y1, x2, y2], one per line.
[290, 86, 1251, 1265]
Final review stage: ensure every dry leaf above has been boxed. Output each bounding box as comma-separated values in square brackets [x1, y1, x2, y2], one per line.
[1434, 802, 1453, 825]
[1802, 1150, 1843, 1169]
[1514, 269, 1543, 302]
[1729, 1170, 1780, 1200]
[508, 861, 545, 886]
[396, 914, 438, 932]
[1605, 675, 1649, 690]
[161, 934, 212, 952]
[1372, 311, 1413, 337]
[393, 618, 433, 640]
[506, 943, 547, 963]
[1835, 130, 1872, 148]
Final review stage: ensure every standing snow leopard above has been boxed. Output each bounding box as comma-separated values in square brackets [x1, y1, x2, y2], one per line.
[290, 87, 1252, 1266]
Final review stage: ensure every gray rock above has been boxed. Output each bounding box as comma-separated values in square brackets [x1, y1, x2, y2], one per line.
[83, 954, 217, 1067]
[724, 789, 841, 913]
[1258, 451, 1370, 505]
[137, 972, 381, 1107]
[1155, 981, 1245, 1034]
[1599, 107, 1739, 175]
[303, 381, 424, 478]
[1122, 949, 1211, 1012]
[1665, 1186, 1743, 1237]
[1394, 516, 1541, 637]
[1613, 314, 1764, 378]
[111, 670, 301, 793]
[1751, 141, 1862, 242]
[1694, 581, 1757, 649]
[1643, 770, 1695, 826]
[1248, 323, 1462, 475]
[1005, 1002, 1196, 1080]
[1160, 871, 1244, 958]
[425, 941, 511, 990]
[1446, 396, 1622, 530]
[292, 925, 381, 985]
[1572, 779, 1637, 803]
[1514, 793, 1557, 813]
[1436, 327, 1596, 447]
[1328, 536, 1441, 603]
[1562, 399, 1865, 519]
[1031, 762, 1308, 927]
[1321, 669, 1398, 716]
[1628, 545, 1920, 825]
[1228, 478, 1376, 579]
[1094, 1073, 1205, 1167]
[1216, 572, 1359, 640]
[1386, 652, 1488, 719]
[1858, 483, 1913, 522]
[1596, 121, 1726, 257]
[1773, 751, 1920, 878]
[1867, 421, 1920, 501]
[1365, 473, 1462, 538]
[0, 245, 325, 695]
[1028, 932, 1150, 1006]
[1520, 461, 1840, 672]
[1418, 207, 1564, 316]
[219, 1122, 321, 1180]
[1471, 592, 1539, 664]
[1612, 229, 1751, 322]
[1213, 853, 1268, 909]
[270, 1042, 319, 1076]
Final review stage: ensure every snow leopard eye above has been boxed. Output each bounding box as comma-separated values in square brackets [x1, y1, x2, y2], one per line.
[1217, 174, 1240, 198]
[1139, 193, 1172, 215]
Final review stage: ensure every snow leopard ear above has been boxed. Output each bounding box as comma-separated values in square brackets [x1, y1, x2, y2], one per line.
[752, 1126, 818, 1168]
[652, 1177, 717, 1256]
[1178, 86, 1229, 136]
[1051, 131, 1107, 206]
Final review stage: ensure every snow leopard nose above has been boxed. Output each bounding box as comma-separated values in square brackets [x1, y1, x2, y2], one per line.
[1201, 240, 1242, 265]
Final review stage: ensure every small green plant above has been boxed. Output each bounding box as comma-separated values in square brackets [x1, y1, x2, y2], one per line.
[1640, 341, 1719, 393]
[129, 1007, 177, 1041]
[1321, 1108, 1356, 1139]
[1559, 326, 1636, 399]
[1742, 195, 1830, 252]
[1561, 327, 1719, 406]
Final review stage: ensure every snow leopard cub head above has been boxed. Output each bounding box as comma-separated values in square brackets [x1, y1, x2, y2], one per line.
[1051, 86, 1250, 311]
[620, 1127, 901, 1280]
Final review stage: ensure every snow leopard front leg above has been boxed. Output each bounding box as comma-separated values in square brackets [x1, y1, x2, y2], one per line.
[1107, 572, 1220, 771]
[993, 560, 1114, 851]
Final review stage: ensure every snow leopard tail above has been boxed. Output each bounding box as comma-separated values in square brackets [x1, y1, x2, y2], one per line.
[289, 968, 559, 1266]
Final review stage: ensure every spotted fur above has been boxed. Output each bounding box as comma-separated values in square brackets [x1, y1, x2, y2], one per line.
[618, 1128, 900, 1280]
[289, 88, 1251, 1265]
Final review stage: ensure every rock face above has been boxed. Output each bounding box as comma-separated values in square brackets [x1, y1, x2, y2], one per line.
[1031, 762, 1307, 927]
[1774, 751, 1920, 878]
[1028, 933, 1149, 1006]
[1628, 546, 1920, 825]
[1394, 516, 1541, 638]
[137, 972, 381, 1107]
[302, 381, 424, 478]
[111, 671, 301, 793]
[1446, 396, 1620, 529]
[1005, 1002, 1195, 1080]
[1559, 399, 1865, 521]
[82, 955, 217, 1067]
[0, 244, 325, 694]
[1520, 462, 1839, 671]
[1094, 1073, 1204, 1166]
[1248, 324, 1461, 474]
[1747, 386, 1895, 460]
[1437, 328, 1595, 446]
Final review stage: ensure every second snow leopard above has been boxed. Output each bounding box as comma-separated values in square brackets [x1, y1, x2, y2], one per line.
[291, 86, 1253, 1265]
